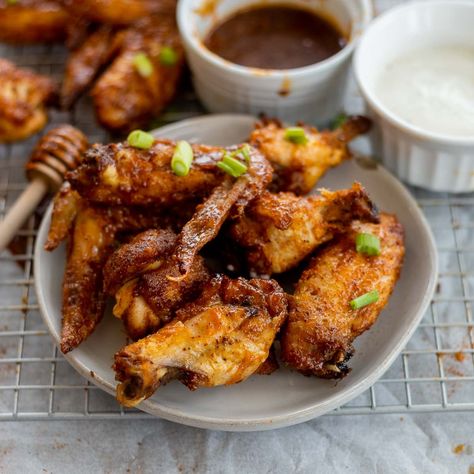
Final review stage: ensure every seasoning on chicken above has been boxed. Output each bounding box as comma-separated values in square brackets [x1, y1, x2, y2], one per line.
[0, 0, 69, 44]
[230, 182, 379, 275]
[0, 58, 57, 143]
[114, 275, 288, 407]
[61, 0, 174, 25]
[67, 139, 225, 206]
[281, 213, 404, 379]
[249, 117, 371, 194]
[104, 229, 210, 341]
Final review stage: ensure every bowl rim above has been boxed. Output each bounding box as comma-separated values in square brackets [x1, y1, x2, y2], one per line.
[353, 0, 474, 146]
[177, 0, 374, 80]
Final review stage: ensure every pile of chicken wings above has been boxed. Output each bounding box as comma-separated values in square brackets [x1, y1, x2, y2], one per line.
[45, 117, 405, 407]
[0, 0, 182, 141]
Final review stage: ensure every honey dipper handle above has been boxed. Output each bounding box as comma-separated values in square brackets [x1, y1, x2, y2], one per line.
[0, 178, 49, 253]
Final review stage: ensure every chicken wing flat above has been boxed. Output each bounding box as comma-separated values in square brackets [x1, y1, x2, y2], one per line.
[249, 117, 371, 194]
[104, 229, 210, 340]
[114, 275, 288, 407]
[0, 59, 57, 142]
[61, 25, 117, 109]
[62, 0, 174, 25]
[168, 144, 272, 278]
[281, 213, 404, 379]
[230, 182, 379, 275]
[0, 0, 69, 44]
[91, 15, 184, 133]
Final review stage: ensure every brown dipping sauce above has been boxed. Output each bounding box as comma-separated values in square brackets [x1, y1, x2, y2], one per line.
[204, 5, 347, 70]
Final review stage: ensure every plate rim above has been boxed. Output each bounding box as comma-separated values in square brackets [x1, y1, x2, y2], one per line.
[34, 114, 439, 431]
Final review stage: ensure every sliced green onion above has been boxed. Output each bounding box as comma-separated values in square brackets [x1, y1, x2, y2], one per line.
[356, 233, 381, 256]
[236, 144, 251, 162]
[127, 130, 154, 149]
[332, 112, 348, 130]
[217, 153, 248, 178]
[284, 127, 308, 145]
[133, 52, 154, 78]
[171, 140, 194, 176]
[350, 290, 379, 310]
[159, 46, 178, 66]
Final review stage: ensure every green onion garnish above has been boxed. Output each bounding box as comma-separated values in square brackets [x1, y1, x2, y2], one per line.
[171, 140, 194, 176]
[350, 290, 379, 310]
[332, 112, 348, 130]
[159, 46, 178, 66]
[284, 127, 308, 145]
[236, 144, 251, 162]
[133, 52, 153, 78]
[356, 233, 381, 256]
[217, 152, 248, 178]
[127, 130, 154, 149]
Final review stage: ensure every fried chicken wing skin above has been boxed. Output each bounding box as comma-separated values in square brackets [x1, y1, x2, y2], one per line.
[0, 59, 57, 143]
[0, 0, 69, 44]
[169, 145, 273, 278]
[91, 15, 184, 133]
[281, 213, 405, 379]
[114, 275, 288, 407]
[230, 182, 379, 275]
[45, 183, 81, 251]
[249, 116, 371, 194]
[61, 25, 117, 109]
[62, 0, 174, 25]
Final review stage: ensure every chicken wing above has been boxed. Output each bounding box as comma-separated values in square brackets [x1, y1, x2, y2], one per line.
[114, 275, 288, 407]
[0, 59, 57, 142]
[281, 213, 404, 379]
[46, 191, 170, 353]
[103, 229, 210, 341]
[230, 183, 379, 275]
[249, 117, 371, 194]
[0, 0, 69, 44]
[61, 0, 174, 25]
[91, 15, 184, 133]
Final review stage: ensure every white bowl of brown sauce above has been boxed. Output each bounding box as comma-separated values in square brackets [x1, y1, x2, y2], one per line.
[177, 0, 373, 124]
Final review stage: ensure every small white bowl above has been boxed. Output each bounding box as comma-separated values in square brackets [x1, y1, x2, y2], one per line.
[177, 0, 373, 125]
[354, 0, 474, 193]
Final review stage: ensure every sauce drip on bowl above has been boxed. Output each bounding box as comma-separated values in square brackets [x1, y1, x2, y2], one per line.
[204, 6, 347, 70]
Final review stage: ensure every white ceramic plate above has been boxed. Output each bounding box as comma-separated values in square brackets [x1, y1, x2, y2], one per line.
[35, 114, 438, 431]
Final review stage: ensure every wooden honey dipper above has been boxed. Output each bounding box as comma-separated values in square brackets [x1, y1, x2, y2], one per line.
[0, 125, 88, 252]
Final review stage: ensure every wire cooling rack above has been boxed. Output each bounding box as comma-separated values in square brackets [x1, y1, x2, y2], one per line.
[0, 0, 473, 420]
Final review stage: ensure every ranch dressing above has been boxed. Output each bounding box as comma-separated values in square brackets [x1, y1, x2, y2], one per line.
[375, 46, 474, 137]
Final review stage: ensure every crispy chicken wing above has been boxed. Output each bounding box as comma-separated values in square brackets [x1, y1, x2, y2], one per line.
[0, 0, 69, 44]
[104, 229, 210, 341]
[46, 191, 170, 353]
[114, 275, 288, 407]
[230, 183, 379, 275]
[91, 15, 183, 133]
[0, 58, 57, 142]
[249, 117, 371, 194]
[281, 213, 405, 379]
[62, 0, 174, 25]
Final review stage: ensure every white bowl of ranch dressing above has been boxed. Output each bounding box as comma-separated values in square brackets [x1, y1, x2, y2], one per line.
[354, 0, 474, 193]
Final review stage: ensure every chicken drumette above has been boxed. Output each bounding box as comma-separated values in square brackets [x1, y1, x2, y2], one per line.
[0, 58, 57, 142]
[114, 275, 288, 407]
[281, 213, 405, 379]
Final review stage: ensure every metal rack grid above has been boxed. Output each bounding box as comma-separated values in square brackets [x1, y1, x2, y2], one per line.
[0, 0, 473, 420]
